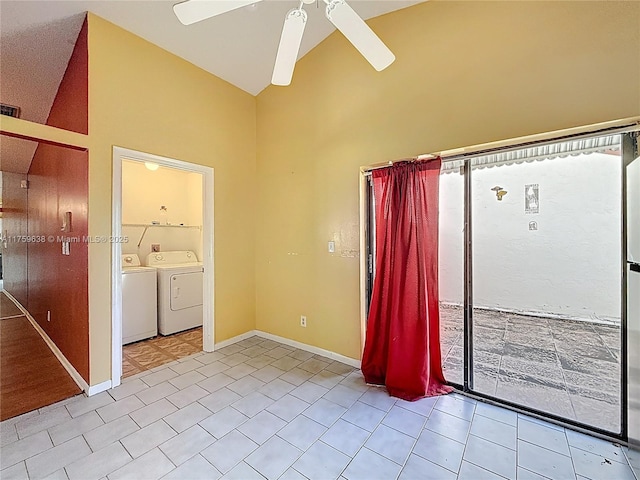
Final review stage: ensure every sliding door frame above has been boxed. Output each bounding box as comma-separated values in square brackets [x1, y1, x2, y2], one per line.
[463, 159, 474, 393]
[361, 119, 640, 442]
[459, 131, 633, 441]
[620, 131, 638, 441]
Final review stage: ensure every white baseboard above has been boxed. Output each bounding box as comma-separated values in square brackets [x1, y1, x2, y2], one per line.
[2, 290, 90, 393]
[213, 329, 361, 368]
[87, 380, 112, 396]
[214, 330, 259, 349]
[5, 289, 360, 396]
[254, 331, 361, 368]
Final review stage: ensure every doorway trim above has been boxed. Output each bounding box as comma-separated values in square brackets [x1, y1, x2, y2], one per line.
[111, 147, 215, 388]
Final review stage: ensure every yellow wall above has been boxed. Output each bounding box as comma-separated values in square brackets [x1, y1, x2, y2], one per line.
[88, 14, 257, 384]
[122, 160, 203, 226]
[255, 1, 640, 360]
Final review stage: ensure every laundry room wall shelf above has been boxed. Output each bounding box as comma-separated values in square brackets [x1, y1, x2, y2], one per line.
[123, 224, 202, 248]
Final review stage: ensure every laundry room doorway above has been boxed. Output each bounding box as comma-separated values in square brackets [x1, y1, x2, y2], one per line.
[111, 147, 214, 388]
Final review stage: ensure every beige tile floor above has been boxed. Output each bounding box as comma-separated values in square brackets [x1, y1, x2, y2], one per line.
[1, 335, 636, 480]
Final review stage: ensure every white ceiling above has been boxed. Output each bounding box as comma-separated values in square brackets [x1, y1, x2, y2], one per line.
[0, 135, 39, 174]
[1, 0, 425, 97]
[0, 12, 85, 125]
[0, 0, 423, 174]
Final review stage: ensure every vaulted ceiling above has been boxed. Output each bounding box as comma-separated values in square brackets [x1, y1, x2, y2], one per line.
[0, 0, 425, 174]
[1, 0, 425, 96]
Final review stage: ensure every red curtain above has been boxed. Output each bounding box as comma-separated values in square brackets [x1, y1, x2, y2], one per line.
[362, 158, 453, 401]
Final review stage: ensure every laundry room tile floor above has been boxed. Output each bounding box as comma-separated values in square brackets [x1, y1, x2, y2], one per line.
[122, 328, 203, 378]
[2, 334, 636, 480]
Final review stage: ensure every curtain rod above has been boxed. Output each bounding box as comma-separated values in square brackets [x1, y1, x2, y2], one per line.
[362, 118, 640, 175]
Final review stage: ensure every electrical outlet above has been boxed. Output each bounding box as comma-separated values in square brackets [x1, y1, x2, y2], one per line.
[300, 315, 307, 327]
[151, 244, 161, 252]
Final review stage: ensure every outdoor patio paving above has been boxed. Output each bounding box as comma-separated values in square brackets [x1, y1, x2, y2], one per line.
[440, 305, 621, 433]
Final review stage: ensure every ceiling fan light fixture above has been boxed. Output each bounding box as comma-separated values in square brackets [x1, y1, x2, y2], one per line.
[325, 0, 395, 72]
[173, 0, 263, 26]
[173, 0, 396, 88]
[272, 8, 308, 86]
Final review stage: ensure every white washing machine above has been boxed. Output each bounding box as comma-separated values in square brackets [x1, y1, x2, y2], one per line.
[121, 254, 157, 345]
[146, 251, 203, 335]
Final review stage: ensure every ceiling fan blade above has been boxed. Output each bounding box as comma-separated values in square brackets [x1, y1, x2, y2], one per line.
[325, 0, 395, 71]
[271, 8, 308, 86]
[173, 0, 263, 26]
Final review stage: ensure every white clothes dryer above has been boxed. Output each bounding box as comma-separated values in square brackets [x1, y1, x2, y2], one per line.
[146, 251, 203, 335]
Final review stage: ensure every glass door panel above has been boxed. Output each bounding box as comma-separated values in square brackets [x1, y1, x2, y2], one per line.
[471, 136, 623, 433]
[439, 164, 465, 386]
[625, 133, 640, 445]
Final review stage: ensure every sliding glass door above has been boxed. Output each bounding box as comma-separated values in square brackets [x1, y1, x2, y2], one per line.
[624, 133, 640, 446]
[438, 163, 465, 386]
[365, 129, 635, 437]
[470, 136, 623, 433]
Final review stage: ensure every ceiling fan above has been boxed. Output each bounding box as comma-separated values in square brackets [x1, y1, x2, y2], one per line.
[173, 0, 396, 86]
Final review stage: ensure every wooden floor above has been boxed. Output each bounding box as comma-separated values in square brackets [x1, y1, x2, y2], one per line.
[0, 293, 81, 421]
[0, 291, 23, 318]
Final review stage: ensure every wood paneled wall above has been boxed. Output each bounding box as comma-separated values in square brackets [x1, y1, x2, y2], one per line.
[27, 145, 89, 382]
[1, 171, 29, 307]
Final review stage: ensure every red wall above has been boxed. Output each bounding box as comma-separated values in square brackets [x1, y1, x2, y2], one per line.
[1, 171, 29, 307]
[27, 145, 89, 381]
[45, 18, 88, 135]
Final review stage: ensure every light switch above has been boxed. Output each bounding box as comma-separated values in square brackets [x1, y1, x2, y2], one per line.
[328, 241, 335, 253]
